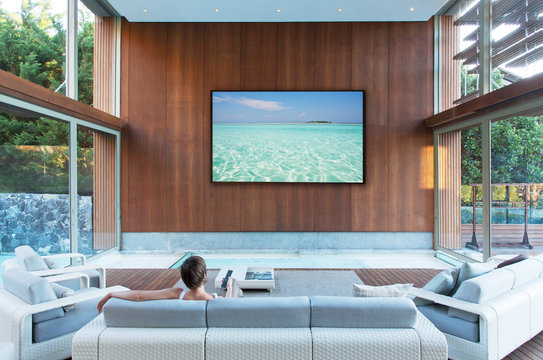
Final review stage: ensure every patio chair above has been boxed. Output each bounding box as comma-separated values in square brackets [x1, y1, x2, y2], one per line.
[2, 246, 106, 289]
[0, 266, 126, 360]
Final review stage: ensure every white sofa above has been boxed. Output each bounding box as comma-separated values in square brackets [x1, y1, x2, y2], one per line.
[73, 296, 447, 360]
[410, 255, 543, 360]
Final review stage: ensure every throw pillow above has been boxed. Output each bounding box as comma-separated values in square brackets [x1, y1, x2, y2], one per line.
[15, 245, 49, 271]
[43, 257, 59, 269]
[50, 283, 76, 311]
[413, 267, 460, 306]
[496, 254, 528, 268]
[352, 283, 413, 297]
[450, 261, 494, 296]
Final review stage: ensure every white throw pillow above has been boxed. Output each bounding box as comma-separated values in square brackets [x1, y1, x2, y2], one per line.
[43, 257, 59, 269]
[352, 283, 413, 297]
[413, 267, 460, 306]
[50, 283, 76, 311]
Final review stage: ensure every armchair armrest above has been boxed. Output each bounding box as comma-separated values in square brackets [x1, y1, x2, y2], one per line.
[410, 288, 497, 319]
[14, 285, 128, 317]
[45, 272, 90, 289]
[31, 265, 106, 288]
[42, 253, 86, 266]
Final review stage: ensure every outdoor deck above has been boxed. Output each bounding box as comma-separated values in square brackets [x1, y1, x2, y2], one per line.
[106, 267, 543, 360]
[462, 224, 543, 248]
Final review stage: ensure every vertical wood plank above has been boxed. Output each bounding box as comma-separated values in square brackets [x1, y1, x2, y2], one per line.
[314, 23, 352, 231]
[239, 23, 278, 231]
[166, 23, 205, 231]
[204, 23, 242, 232]
[276, 23, 316, 231]
[125, 22, 168, 232]
[351, 22, 390, 231]
[120, 19, 130, 238]
[388, 22, 434, 232]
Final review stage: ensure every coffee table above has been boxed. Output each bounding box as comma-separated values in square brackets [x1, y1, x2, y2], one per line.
[215, 266, 275, 290]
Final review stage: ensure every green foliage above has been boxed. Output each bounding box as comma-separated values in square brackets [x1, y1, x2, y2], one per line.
[0, 1, 95, 194]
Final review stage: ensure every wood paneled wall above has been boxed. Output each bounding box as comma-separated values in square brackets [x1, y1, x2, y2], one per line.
[120, 21, 434, 233]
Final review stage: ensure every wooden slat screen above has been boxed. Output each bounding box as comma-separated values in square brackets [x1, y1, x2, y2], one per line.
[440, 15, 461, 111]
[91, 15, 117, 250]
[92, 132, 116, 249]
[438, 131, 462, 249]
[446, 0, 542, 102]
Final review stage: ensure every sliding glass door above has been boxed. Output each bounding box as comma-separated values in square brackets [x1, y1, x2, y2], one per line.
[436, 104, 543, 261]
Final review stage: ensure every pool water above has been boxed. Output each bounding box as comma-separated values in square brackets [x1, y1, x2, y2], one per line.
[181, 254, 366, 269]
[213, 124, 363, 183]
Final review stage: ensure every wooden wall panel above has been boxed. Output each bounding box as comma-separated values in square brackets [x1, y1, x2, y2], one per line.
[124, 23, 168, 232]
[203, 23, 242, 232]
[120, 19, 130, 239]
[314, 23, 352, 231]
[120, 21, 434, 233]
[351, 23, 390, 231]
[166, 23, 205, 231]
[239, 23, 279, 231]
[276, 23, 316, 231]
[387, 21, 434, 232]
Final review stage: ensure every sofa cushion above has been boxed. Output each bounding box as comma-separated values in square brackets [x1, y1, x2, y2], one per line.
[414, 268, 460, 306]
[15, 245, 49, 271]
[418, 304, 479, 342]
[450, 261, 494, 296]
[207, 296, 310, 328]
[352, 283, 412, 297]
[496, 254, 528, 268]
[449, 268, 514, 322]
[50, 283, 76, 311]
[501, 259, 542, 288]
[1, 267, 64, 323]
[33, 294, 99, 343]
[310, 296, 417, 328]
[103, 298, 207, 328]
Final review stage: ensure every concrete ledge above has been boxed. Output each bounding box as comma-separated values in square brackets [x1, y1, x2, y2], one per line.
[121, 232, 433, 253]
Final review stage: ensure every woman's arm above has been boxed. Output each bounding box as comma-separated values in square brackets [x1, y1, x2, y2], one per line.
[97, 288, 182, 313]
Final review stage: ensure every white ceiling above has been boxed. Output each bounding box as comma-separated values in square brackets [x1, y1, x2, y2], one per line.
[107, 0, 450, 22]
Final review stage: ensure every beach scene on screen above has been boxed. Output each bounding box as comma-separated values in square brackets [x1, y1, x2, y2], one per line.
[212, 91, 364, 183]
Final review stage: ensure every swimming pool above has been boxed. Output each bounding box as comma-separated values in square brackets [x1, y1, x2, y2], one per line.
[172, 253, 366, 269]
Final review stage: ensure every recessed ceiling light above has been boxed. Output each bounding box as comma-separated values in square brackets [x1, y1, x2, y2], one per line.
[410, 7, 415, 11]
[215, 8, 219, 12]
[142, 8, 148, 13]
[276, 9, 281, 13]
[338, 8, 343, 12]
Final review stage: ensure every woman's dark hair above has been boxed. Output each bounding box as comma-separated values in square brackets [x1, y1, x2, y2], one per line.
[180, 256, 207, 289]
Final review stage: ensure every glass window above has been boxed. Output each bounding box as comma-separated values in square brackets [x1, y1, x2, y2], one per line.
[77, 125, 117, 256]
[0, 0, 67, 93]
[0, 112, 70, 255]
[78, 0, 94, 105]
[442, 0, 482, 105]
[437, 125, 485, 261]
[490, 111, 543, 257]
[491, 0, 543, 88]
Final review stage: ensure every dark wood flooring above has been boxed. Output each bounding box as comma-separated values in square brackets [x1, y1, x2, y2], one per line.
[105, 267, 543, 360]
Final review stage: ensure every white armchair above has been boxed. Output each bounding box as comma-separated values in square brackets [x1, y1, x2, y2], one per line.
[0, 267, 126, 360]
[2, 246, 106, 288]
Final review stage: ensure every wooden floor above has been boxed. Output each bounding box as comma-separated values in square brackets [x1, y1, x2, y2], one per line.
[105, 267, 543, 360]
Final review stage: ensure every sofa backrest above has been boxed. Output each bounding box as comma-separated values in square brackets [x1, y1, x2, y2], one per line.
[15, 245, 49, 271]
[207, 296, 310, 328]
[501, 259, 542, 288]
[310, 296, 418, 328]
[1, 267, 65, 323]
[103, 298, 207, 328]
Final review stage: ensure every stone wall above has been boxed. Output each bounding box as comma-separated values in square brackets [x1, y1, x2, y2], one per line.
[0, 193, 94, 255]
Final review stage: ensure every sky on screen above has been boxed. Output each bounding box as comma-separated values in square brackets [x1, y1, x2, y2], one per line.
[212, 91, 363, 124]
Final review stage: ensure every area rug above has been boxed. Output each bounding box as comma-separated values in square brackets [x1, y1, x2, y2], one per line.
[175, 269, 361, 297]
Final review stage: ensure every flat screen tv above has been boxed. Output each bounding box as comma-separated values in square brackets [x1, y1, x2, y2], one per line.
[212, 90, 364, 183]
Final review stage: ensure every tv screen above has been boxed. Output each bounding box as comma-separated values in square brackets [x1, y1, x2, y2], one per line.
[212, 90, 364, 183]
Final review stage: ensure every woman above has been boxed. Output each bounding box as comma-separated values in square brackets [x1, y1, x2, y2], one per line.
[97, 255, 238, 313]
